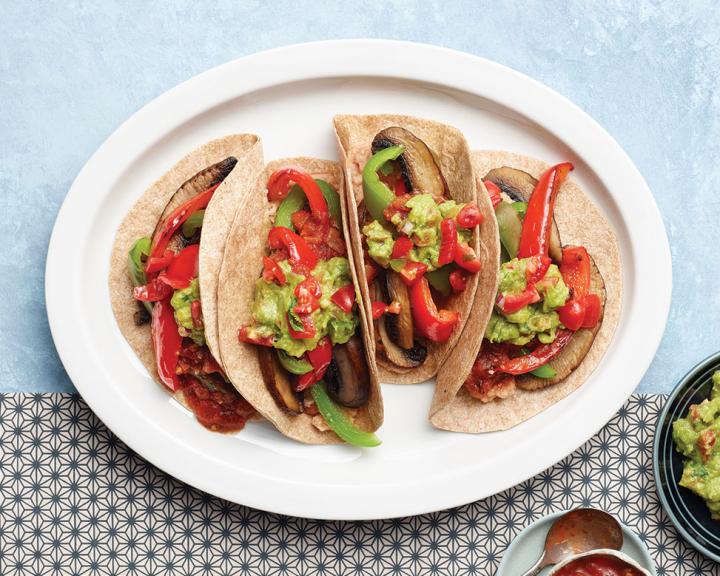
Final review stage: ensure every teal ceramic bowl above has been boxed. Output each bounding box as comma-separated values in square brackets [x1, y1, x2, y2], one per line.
[497, 510, 656, 575]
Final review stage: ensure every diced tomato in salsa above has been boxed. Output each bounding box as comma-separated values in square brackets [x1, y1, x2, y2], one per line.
[175, 341, 255, 432]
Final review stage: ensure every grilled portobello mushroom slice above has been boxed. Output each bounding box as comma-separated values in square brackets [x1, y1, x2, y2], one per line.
[325, 336, 370, 408]
[371, 127, 449, 198]
[153, 156, 238, 253]
[257, 347, 303, 415]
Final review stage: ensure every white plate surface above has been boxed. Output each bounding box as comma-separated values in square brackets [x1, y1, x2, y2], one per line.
[46, 40, 671, 520]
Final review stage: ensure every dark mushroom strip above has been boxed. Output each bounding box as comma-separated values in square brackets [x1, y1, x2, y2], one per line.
[152, 156, 238, 252]
[517, 254, 606, 391]
[384, 272, 414, 349]
[371, 127, 449, 198]
[484, 166, 562, 263]
[257, 347, 303, 414]
[325, 336, 370, 408]
[374, 272, 427, 368]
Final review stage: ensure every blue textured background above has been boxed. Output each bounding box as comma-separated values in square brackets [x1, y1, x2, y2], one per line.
[2, 1, 717, 393]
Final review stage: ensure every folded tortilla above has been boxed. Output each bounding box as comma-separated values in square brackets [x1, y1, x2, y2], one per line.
[216, 158, 383, 444]
[333, 114, 492, 384]
[430, 151, 623, 432]
[109, 135, 263, 407]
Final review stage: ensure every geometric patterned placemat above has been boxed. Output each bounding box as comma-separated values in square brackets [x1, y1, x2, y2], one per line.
[0, 394, 717, 575]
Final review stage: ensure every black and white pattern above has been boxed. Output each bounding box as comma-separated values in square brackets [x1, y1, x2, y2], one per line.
[0, 394, 716, 575]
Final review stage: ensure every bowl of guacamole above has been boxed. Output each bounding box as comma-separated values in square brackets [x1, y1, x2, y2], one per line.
[654, 351, 720, 562]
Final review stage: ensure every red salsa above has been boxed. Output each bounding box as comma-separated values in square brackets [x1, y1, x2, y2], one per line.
[553, 554, 645, 576]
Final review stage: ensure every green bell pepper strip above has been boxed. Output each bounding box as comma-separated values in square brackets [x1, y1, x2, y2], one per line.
[495, 201, 523, 259]
[425, 267, 452, 296]
[277, 350, 313, 375]
[275, 180, 342, 231]
[362, 145, 405, 226]
[316, 179, 341, 225]
[275, 185, 306, 230]
[511, 201, 528, 217]
[128, 237, 152, 314]
[530, 364, 557, 378]
[310, 383, 381, 447]
[181, 209, 205, 238]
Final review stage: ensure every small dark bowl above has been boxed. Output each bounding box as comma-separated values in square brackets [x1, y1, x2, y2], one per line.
[654, 350, 720, 561]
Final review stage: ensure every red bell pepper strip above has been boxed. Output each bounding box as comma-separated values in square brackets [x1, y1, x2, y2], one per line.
[157, 244, 199, 290]
[557, 245, 602, 330]
[191, 300, 203, 329]
[267, 168, 329, 225]
[287, 312, 316, 340]
[399, 261, 428, 286]
[151, 297, 183, 391]
[518, 162, 573, 259]
[560, 246, 591, 300]
[496, 286, 541, 315]
[484, 180, 502, 208]
[145, 250, 174, 274]
[268, 226, 318, 274]
[293, 278, 322, 315]
[453, 242, 482, 273]
[409, 277, 460, 343]
[295, 338, 333, 391]
[438, 219, 457, 266]
[449, 269, 468, 293]
[133, 276, 174, 302]
[331, 284, 355, 313]
[497, 329, 573, 375]
[238, 326, 274, 347]
[581, 294, 602, 328]
[150, 183, 220, 261]
[456, 203, 483, 229]
[371, 300, 401, 319]
[262, 256, 286, 285]
[524, 255, 552, 285]
[391, 236, 414, 259]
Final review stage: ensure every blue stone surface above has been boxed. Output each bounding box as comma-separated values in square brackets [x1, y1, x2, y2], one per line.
[1, 1, 717, 393]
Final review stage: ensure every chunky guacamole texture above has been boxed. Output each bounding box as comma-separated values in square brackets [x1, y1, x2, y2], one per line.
[673, 371, 720, 519]
[362, 193, 471, 272]
[171, 278, 205, 346]
[245, 257, 358, 357]
[485, 257, 570, 346]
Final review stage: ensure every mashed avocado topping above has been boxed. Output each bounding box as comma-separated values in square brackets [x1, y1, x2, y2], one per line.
[485, 257, 570, 346]
[673, 371, 720, 519]
[171, 278, 205, 346]
[247, 258, 358, 357]
[362, 193, 471, 271]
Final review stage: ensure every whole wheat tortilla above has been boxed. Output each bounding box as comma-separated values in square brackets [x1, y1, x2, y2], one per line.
[109, 135, 262, 403]
[217, 158, 383, 444]
[333, 115, 483, 384]
[430, 151, 623, 432]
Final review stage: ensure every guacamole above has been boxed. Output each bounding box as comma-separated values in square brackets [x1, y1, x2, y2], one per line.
[362, 193, 471, 272]
[245, 257, 358, 357]
[485, 257, 570, 346]
[171, 278, 205, 346]
[673, 371, 720, 519]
